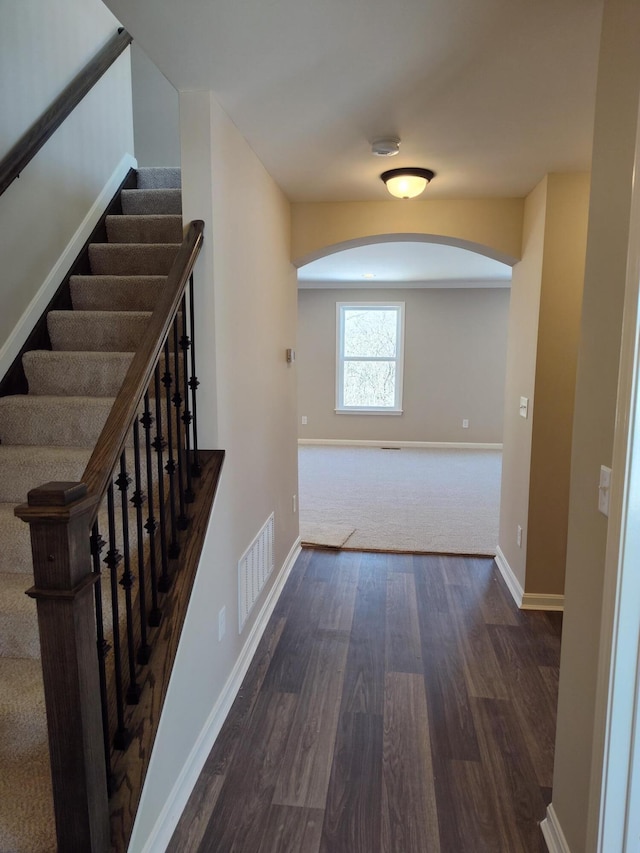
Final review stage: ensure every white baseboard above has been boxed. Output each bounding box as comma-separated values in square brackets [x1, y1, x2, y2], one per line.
[135, 536, 301, 853]
[494, 547, 564, 611]
[521, 591, 564, 611]
[0, 152, 137, 380]
[494, 546, 525, 607]
[298, 438, 503, 450]
[541, 804, 572, 853]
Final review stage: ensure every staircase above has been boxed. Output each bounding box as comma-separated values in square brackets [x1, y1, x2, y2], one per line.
[0, 167, 183, 853]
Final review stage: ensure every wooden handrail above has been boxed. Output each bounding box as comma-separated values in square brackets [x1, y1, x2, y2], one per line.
[82, 220, 204, 517]
[0, 28, 132, 197]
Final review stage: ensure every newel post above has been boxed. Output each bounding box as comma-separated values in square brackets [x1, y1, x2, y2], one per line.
[15, 481, 110, 853]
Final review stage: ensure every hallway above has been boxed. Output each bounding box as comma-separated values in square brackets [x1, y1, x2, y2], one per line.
[168, 549, 560, 852]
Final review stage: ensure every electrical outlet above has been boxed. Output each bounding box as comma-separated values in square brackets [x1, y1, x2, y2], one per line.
[292, 494, 297, 513]
[301, 415, 308, 425]
[517, 525, 523, 548]
[218, 606, 226, 642]
[462, 419, 469, 429]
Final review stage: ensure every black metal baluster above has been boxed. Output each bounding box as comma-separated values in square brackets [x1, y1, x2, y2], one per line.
[91, 521, 113, 794]
[116, 452, 140, 705]
[163, 340, 180, 558]
[188, 274, 201, 477]
[105, 484, 129, 750]
[131, 419, 151, 664]
[154, 364, 171, 592]
[172, 315, 189, 529]
[142, 391, 162, 625]
[180, 292, 195, 503]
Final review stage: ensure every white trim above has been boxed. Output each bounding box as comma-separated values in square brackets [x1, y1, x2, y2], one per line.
[336, 301, 405, 413]
[541, 804, 572, 853]
[494, 547, 564, 611]
[298, 278, 511, 290]
[334, 408, 404, 415]
[0, 152, 137, 380]
[134, 536, 301, 853]
[521, 592, 564, 611]
[587, 84, 640, 853]
[494, 546, 524, 607]
[298, 438, 503, 450]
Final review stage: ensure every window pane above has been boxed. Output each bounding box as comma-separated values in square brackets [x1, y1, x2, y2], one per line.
[343, 308, 397, 357]
[343, 361, 396, 407]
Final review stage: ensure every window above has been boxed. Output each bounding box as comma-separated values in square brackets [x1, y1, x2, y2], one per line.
[336, 302, 405, 413]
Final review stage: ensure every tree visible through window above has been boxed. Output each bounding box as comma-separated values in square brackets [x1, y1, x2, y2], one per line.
[336, 302, 405, 412]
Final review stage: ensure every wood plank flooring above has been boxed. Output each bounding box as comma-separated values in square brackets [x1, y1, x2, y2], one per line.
[168, 549, 561, 853]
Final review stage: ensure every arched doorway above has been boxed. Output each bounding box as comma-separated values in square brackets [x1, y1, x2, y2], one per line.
[295, 236, 513, 555]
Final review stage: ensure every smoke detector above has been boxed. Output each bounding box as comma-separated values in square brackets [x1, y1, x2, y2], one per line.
[371, 137, 401, 157]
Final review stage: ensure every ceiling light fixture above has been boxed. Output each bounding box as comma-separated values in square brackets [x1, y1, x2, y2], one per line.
[381, 167, 435, 199]
[371, 137, 401, 157]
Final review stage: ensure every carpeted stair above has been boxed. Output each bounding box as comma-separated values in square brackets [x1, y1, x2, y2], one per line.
[0, 167, 182, 852]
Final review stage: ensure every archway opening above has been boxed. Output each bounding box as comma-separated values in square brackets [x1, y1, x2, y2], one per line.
[295, 235, 513, 555]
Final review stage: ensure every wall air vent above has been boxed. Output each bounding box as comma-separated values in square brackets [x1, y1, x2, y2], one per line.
[238, 512, 275, 632]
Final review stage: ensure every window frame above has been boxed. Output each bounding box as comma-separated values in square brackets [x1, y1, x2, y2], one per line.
[335, 301, 405, 415]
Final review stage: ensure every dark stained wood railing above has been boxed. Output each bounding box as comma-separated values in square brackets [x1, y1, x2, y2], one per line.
[0, 28, 132, 197]
[83, 221, 204, 511]
[15, 220, 218, 853]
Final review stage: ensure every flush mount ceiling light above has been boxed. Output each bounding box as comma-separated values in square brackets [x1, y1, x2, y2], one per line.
[371, 137, 401, 157]
[380, 167, 435, 199]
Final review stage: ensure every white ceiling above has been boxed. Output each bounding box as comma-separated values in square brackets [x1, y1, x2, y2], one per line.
[297, 240, 512, 288]
[105, 0, 604, 203]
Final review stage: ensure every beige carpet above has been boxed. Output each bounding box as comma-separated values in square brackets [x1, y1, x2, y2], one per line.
[298, 445, 501, 555]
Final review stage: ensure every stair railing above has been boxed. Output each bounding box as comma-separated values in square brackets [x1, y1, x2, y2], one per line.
[0, 28, 132, 197]
[16, 221, 206, 852]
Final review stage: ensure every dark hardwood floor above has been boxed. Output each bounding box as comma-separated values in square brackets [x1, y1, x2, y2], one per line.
[168, 549, 561, 852]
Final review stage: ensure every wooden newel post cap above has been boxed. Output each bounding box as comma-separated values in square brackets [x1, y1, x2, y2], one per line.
[26, 481, 87, 507]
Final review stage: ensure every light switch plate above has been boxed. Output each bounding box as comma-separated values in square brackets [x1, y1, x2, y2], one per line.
[519, 396, 529, 419]
[598, 465, 612, 516]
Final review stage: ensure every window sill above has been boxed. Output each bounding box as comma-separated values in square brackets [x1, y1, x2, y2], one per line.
[335, 408, 403, 416]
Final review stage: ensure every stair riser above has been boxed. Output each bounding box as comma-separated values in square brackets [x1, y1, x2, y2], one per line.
[89, 244, 179, 276]
[121, 188, 182, 215]
[0, 613, 40, 659]
[0, 507, 31, 574]
[23, 351, 134, 397]
[70, 276, 165, 312]
[0, 448, 90, 503]
[0, 398, 114, 448]
[48, 312, 154, 353]
[136, 167, 181, 189]
[106, 215, 183, 244]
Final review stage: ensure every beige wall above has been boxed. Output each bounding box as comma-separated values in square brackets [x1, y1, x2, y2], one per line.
[498, 179, 547, 589]
[551, 0, 640, 848]
[498, 174, 590, 597]
[130, 43, 181, 167]
[0, 0, 134, 375]
[129, 91, 299, 849]
[297, 286, 509, 444]
[291, 199, 524, 267]
[527, 173, 590, 595]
